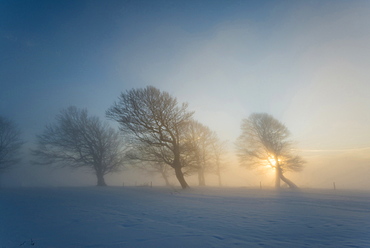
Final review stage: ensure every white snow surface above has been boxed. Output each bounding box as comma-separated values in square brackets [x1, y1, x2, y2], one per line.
[1, 186, 370, 247]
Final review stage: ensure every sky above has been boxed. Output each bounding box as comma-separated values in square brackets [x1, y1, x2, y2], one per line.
[1, 0, 370, 189]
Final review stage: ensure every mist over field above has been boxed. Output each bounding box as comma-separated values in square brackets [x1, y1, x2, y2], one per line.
[1, 0, 370, 191]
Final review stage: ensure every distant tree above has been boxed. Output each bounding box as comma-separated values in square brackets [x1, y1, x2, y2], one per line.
[210, 140, 227, 187]
[147, 161, 171, 186]
[106, 86, 193, 189]
[0, 116, 23, 175]
[182, 120, 218, 186]
[33, 106, 126, 186]
[236, 113, 305, 189]
[126, 145, 172, 186]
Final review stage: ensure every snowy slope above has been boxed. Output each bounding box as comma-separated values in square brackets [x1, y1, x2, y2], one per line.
[1, 187, 370, 247]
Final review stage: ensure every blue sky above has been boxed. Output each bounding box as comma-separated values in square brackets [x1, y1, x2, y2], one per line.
[1, 0, 286, 141]
[1, 0, 370, 188]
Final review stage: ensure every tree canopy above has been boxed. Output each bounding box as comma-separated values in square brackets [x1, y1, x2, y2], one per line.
[236, 113, 305, 188]
[182, 120, 219, 186]
[33, 106, 126, 186]
[107, 86, 193, 189]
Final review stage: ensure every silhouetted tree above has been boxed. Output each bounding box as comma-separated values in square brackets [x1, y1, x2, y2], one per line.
[182, 120, 218, 186]
[106, 86, 193, 189]
[236, 113, 305, 189]
[33, 106, 126, 186]
[0, 116, 23, 175]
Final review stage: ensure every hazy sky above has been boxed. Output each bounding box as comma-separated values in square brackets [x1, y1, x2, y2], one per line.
[1, 0, 370, 189]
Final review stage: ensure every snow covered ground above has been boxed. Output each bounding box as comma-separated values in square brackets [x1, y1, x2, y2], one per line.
[1, 187, 370, 247]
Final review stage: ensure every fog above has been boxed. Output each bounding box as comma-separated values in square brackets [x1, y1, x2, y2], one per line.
[1, 1, 370, 190]
[3, 146, 370, 190]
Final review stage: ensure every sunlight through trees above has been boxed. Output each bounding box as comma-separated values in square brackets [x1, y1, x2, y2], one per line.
[236, 113, 305, 189]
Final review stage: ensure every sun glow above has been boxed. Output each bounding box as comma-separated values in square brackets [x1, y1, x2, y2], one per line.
[259, 157, 276, 180]
[260, 157, 275, 172]
[268, 157, 277, 166]
[264, 156, 282, 169]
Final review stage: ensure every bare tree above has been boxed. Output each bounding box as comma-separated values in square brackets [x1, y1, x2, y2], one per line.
[210, 140, 227, 187]
[33, 106, 126, 186]
[0, 116, 23, 175]
[106, 86, 193, 189]
[236, 113, 305, 189]
[182, 120, 218, 186]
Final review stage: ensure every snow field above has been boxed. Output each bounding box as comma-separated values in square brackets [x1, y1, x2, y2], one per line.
[1, 187, 370, 247]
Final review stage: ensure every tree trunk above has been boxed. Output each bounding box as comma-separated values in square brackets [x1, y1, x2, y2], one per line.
[174, 166, 189, 189]
[275, 166, 281, 188]
[280, 173, 298, 189]
[198, 169, 206, 186]
[216, 161, 222, 187]
[96, 172, 107, 186]
[161, 171, 170, 186]
[217, 171, 222, 187]
[173, 146, 189, 189]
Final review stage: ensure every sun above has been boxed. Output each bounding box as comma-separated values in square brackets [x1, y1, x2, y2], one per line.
[268, 157, 277, 166]
[265, 156, 282, 168]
